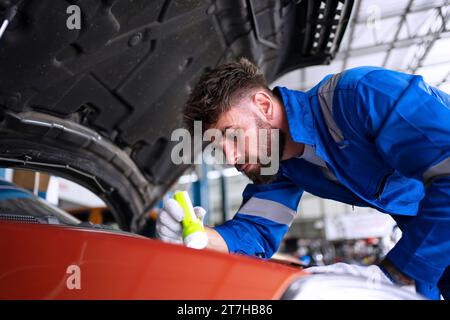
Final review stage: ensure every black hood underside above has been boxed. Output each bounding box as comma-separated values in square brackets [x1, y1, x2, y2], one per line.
[0, 0, 353, 231]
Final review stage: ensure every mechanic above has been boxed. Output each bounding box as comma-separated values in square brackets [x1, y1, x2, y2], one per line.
[156, 58, 450, 300]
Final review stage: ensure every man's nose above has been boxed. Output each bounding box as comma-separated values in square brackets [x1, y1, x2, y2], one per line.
[222, 140, 238, 165]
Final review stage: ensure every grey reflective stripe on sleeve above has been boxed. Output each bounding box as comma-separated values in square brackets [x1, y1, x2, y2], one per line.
[317, 73, 344, 143]
[423, 157, 450, 187]
[238, 197, 296, 226]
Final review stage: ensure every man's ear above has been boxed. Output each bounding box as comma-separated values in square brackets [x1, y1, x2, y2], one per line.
[253, 91, 274, 120]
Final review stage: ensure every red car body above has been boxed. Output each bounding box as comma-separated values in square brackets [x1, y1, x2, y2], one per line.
[0, 222, 304, 299]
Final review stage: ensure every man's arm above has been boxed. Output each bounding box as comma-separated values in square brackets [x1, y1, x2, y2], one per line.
[212, 176, 303, 258]
[205, 226, 228, 253]
[156, 177, 302, 259]
[354, 69, 450, 298]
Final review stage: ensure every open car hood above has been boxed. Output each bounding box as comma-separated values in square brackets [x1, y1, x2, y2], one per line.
[0, 0, 353, 231]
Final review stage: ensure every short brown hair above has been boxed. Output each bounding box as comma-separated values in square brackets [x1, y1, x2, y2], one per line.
[183, 57, 269, 133]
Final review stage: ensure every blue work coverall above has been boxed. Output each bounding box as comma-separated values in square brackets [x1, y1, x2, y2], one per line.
[214, 66, 450, 299]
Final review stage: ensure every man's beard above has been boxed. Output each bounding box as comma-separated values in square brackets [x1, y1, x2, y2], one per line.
[236, 118, 286, 185]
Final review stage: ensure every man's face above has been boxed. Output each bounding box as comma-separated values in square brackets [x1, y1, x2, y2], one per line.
[211, 92, 285, 184]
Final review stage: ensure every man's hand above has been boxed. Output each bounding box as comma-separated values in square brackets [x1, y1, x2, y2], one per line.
[156, 198, 206, 245]
[378, 258, 415, 286]
[156, 199, 229, 253]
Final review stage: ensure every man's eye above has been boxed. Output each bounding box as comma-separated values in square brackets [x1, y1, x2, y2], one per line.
[224, 128, 240, 136]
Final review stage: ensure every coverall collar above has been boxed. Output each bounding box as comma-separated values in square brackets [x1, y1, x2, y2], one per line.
[273, 86, 316, 146]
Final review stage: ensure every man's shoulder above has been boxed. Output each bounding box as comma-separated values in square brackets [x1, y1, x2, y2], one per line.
[306, 66, 383, 97]
[335, 66, 385, 89]
[336, 66, 415, 93]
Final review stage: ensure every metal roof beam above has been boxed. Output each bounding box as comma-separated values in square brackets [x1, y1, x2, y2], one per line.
[437, 71, 450, 88]
[407, 6, 450, 73]
[335, 30, 450, 59]
[354, 1, 448, 24]
[342, 0, 362, 70]
[381, 0, 414, 67]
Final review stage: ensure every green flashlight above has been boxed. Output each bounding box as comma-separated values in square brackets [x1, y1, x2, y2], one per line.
[173, 191, 208, 249]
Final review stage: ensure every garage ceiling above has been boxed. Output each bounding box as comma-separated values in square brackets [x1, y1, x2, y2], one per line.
[273, 0, 450, 93]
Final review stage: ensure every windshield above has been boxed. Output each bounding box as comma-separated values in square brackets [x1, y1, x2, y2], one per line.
[0, 182, 81, 226]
